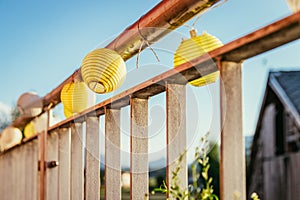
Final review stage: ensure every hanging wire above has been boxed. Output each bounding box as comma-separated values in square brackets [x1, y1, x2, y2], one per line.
[136, 16, 160, 69]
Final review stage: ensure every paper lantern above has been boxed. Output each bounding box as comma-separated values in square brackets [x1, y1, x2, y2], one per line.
[0, 126, 22, 151]
[24, 121, 36, 138]
[174, 29, 223, 87]
[60, 81, 95, 118]
[286, 0, 300, 12]
[17, 92, 43, 117]
[81, 48, 126, 93]
[63, 107, 74, 118]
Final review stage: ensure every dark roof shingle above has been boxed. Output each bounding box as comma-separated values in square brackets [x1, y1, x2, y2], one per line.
[273, 71, 300, 114]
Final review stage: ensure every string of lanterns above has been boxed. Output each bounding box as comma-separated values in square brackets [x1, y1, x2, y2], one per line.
[0, 28, 224, 150]
[0, 92, 43, 151]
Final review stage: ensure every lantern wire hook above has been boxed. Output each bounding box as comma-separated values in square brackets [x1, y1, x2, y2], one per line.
[136, 16, 160, 69]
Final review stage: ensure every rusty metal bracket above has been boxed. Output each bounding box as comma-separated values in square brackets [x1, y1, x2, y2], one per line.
[38, 160, 59, 171]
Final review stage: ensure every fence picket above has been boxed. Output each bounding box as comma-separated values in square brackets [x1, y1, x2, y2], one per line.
[59, 128, 71, 200]
[105, 108, 121, 200]
[166, 83, 187, 198]
[71, 123, 85, 200]
[85, 116, 100, 200]
[130, 98, 149, 200]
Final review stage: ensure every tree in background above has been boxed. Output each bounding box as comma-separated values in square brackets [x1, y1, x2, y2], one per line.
[0, 103, 20, 132]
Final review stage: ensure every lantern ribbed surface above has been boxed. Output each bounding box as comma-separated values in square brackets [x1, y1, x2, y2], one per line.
[174, 30, 223, 87]
[24, 122, 36, 138]
[60, 81, 95, 118]
[81, 48, 126, 94]
[64, 108, 74, 118]
[0, 126, 22, 151]
[17, 92, 43, 117]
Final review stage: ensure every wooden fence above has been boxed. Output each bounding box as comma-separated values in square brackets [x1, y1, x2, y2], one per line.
[0, 10, 299, 200]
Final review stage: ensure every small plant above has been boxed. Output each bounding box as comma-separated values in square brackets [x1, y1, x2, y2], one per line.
[153, 133, 218, 200]
[151, 133, 261, 200]
[251, 192, 260, 200]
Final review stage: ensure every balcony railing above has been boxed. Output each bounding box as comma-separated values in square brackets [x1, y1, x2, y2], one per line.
[0, 5, 299, 200]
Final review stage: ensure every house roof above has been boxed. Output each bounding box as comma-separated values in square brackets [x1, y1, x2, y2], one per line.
[272, 71, 300, 114]
[269, 70, 300, 127]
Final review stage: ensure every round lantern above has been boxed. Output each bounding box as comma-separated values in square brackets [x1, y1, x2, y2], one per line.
[174, 29, 223, 87]
[63, 107, 73, 118]
[17, 92, 43, 117]
[0, 126, 22, 151]
[24, 121, 36, 138]
[60, 81, 96, 118]
[81, 48, 126, 94]
[286, 0, 300, 12]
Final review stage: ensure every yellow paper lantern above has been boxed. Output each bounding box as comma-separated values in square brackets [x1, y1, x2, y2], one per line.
[24, 121, 36, 138]
[174, 29, 223, 87]
[81, 48, 126, 94]
[63, 107, 74, 118]
[17, 92, 43, 117]
[60, 81, 95, 118]
[286, 0, 300, 12]
[0, 126, 22, 151]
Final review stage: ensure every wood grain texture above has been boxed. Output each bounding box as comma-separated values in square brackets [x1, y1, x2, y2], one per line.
[220, 61, 245, 200]
[85, 116, 100, 200]
[263, 157, 285, 200]
[166, 83, 187, 198]
[71, 123, 85, 200]
[130, 98, 149, 200]
[46, 131, 59, 200]
[105, 108, 121, 200]
[287, 152, 300, 200]
[59, 128, 71, 200]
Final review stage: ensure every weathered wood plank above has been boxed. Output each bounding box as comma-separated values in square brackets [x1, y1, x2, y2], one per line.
[30, 139, 39, 200]
[59, 128, 71, 200]
[19, 145, 26, 200]
[166, 83, 187, 198]
[261, 104, 276, 158]
[263, 157, 285, 200]
[71, 123, 85, 200]
[105, 108, 121, 200]
[130, 98, 149, 199]
[85, 116, 100, 200]
[220, 61, 245, 200]
[46, 131, 59, 200]
[287, 152, 300, 200]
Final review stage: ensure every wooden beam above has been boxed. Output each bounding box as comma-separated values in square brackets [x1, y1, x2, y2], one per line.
[130, 98, 149, 199]
[166, 83, 187, 198]
[85, 116, 100, 200]
[219, 61, 245, 200]
[105, 108, 122, 200]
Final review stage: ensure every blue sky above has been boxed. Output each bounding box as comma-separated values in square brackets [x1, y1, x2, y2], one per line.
[0, 0, 300, 163]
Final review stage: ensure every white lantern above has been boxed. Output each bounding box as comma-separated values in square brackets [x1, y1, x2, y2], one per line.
[0, 126, 22, 151]
[17, 92, 43, 117]
[286, 0, 300, 12]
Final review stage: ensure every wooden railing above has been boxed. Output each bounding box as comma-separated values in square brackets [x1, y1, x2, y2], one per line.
[0, 10, 299, 200]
